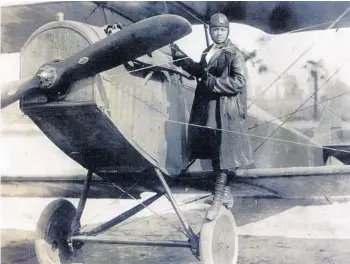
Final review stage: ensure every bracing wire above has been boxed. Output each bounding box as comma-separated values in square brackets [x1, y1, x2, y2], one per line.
[6, 14, 350, 158]
[232, 40, 347, 124]
[105, 74, 350, 135]
[288, 18, 350, 33]
[75, 176, 188, 236]
[108, 181, 188, 237]
[2, 113, 27, 128]
[247, 7, 350, 109]
[103, 100, 350, 156]
[114, 193, 211, 230]
[101, 10, 350, 81]
[102, 55, 350, 154]
[79, 182, 139, 231]
[253, 58, 350, 152]
[104, 37, 347, 130]
[172, 1, 207, 25]
[101, 8, 350, 130]
[4, 10, 350, 239]
[248, 90, 350, 130]
[103, 50, 350, 153]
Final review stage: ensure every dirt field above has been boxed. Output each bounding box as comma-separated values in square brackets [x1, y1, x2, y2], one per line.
[2, 199, 350, 264]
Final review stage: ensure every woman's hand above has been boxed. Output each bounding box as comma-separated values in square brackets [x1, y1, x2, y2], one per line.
[171, 43, 187, 60]
[199, 72, 216, 90]
[206, 73, 216, 89]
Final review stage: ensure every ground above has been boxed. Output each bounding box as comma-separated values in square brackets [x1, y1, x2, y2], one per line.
[2, 197, 350, 264]
[2, 125, 350, 264]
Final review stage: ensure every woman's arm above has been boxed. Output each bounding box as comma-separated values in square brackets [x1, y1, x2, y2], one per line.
[206, 51, 247, 95]
[171, 44, 205, 78]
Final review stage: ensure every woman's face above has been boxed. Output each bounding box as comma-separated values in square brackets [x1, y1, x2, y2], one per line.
[210, 27, 228, 44]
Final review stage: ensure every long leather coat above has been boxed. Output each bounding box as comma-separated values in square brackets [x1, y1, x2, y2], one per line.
[174, 39, 254, 170]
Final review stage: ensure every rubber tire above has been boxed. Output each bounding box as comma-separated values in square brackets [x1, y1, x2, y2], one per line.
[199, 206, 238, 264]
[35, 199, 76, 264]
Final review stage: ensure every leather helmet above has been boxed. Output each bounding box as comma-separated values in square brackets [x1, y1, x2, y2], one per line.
[209, 13, 229, 28]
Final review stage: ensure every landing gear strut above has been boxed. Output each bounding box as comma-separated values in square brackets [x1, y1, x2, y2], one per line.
[34, 168, 239, 264]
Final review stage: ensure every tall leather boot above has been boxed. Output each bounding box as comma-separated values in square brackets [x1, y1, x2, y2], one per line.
[224, 169, 235, 209]
[206, 171, 227, 221]
[204, 182, 234, 208]
[224, 185, 234, 208]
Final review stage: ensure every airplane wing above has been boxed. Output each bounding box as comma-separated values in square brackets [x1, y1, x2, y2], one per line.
[101, 1, 350, 33]
[2, 1, 350, 54]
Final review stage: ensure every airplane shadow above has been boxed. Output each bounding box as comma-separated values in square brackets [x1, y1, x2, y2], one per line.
[231, 196, 346, 226]
[3, 176, 350, 228]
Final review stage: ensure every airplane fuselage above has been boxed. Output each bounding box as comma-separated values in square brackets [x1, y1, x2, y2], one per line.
[20, 20, 324, 179]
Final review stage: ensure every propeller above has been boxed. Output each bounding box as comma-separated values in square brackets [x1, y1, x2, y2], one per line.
[1, 15, 192, 109]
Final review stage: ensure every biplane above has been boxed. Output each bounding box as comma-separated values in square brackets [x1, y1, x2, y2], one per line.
[1, 1, 350, 264]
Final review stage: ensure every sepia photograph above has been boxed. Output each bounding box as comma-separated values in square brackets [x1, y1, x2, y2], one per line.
[1, 1, 350, 263]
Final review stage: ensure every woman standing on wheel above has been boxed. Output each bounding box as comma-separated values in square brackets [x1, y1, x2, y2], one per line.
[172, 13, 254, 221]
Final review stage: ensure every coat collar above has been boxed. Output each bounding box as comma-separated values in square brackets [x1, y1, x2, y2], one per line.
[205, 39, 234, 69]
